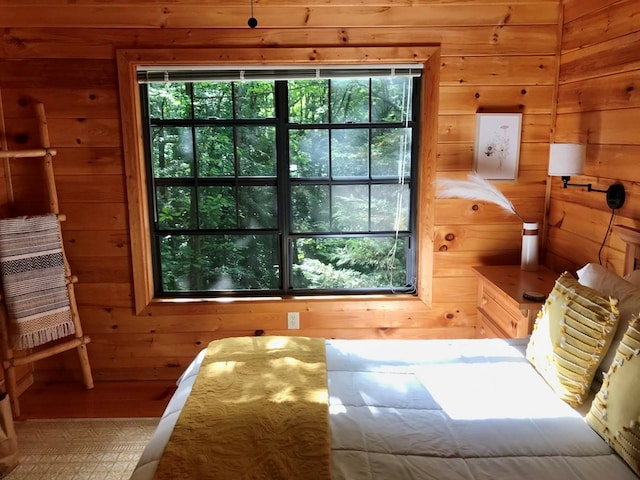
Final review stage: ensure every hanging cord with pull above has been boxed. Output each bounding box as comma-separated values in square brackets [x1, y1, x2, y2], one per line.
[386, 76, 415, 292]
[247, 0, 258, 28]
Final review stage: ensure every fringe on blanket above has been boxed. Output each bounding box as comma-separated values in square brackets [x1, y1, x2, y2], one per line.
[12, 317, 75, 350]
[0, 214, 76, 350]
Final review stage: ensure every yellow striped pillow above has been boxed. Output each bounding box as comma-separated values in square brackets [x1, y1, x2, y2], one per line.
[526, 272, 619, 407]
[587, 316, 640, 476]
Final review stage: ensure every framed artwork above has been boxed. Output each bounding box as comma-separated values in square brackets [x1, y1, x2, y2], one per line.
[473, 113, 522, 180]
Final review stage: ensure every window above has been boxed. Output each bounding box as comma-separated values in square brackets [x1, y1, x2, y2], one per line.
[117, 46, 439, 311]
[138, 66, 422, 297]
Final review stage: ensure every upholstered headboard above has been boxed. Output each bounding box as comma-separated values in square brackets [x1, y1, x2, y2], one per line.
[612, 225, 640, 275]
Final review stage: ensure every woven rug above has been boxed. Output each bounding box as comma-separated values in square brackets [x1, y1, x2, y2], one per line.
[3, 418, 158, 480]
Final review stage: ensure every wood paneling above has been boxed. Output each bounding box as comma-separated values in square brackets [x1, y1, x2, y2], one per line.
[562, 0, 640, 51]
[434, 198, 545, 225]
[556, 70, 640, 114]
[434, 224, 523, 252]
[75, 283, 132, 308]
[439, 85, 555, 114]
[0, 26, 558, 59]
[0, 0, 563, 382]
[440, 56, 556, 86]
[59, 203, 128, 231]
[0, 89, 119, 118]
[548, 0, 640, 275]
[554, 108, 640, 145]
[76, 303, 476, 335]
[559, 30, 640, 83]
[62, 230, 130, 257]
[0, 5, 558, 29]
[562, 0, 621, 24]
[9, 147, 125, 176]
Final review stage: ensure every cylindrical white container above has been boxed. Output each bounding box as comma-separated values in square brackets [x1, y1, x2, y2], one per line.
[521, 221, 539, 271]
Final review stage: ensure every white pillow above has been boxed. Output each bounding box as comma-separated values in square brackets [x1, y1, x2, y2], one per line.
[624, 269, 640, 286]
[576, 263, 640, 378]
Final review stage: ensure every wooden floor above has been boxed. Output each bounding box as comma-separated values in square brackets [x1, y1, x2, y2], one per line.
[15, 380, 176, 419]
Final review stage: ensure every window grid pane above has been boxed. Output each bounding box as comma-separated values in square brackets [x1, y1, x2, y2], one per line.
[144, 73, 418, 296]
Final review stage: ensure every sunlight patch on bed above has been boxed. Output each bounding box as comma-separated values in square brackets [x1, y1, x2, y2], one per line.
[415, 362, 579, 421]
[202, 360, 239, 377]
[266, 336, 292, 349]
[200, 355, 328, 405]
[327, 338, 527, 372]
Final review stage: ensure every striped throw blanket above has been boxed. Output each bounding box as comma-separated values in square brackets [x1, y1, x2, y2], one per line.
[0, 214, 75, 350]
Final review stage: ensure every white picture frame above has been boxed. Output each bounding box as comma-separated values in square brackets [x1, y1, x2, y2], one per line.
[473, 113, 522, 180]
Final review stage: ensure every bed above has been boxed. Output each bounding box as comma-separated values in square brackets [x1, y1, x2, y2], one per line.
[131, 225, 640, 480]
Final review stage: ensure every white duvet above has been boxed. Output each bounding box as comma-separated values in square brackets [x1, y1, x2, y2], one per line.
[131, 338, 638, 480]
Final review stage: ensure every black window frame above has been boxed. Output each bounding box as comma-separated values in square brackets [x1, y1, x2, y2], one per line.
[139, 71, 421, 298]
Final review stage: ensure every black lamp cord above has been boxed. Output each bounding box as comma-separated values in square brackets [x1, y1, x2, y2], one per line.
[598, 208, 616, 265]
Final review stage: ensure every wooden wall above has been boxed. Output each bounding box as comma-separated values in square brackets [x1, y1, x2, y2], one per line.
[548, 0, 640, 274]
[0, 0, 562, 382]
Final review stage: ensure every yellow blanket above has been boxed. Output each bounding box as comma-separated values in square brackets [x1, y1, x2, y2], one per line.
[153, 336, 332, 480]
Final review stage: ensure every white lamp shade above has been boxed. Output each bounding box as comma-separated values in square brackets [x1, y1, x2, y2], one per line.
[548, 143, 586, 176]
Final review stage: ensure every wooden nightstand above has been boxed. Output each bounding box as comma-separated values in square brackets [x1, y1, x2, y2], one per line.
[472, 265, 559, 339]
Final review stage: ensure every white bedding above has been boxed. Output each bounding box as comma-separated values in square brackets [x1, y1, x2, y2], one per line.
[130, 337, 638, 480]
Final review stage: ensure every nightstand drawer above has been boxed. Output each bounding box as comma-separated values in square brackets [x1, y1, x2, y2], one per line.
[473, 265, 557, 340]
[478, 288, 522, 338]
[477, 313, 505, 338]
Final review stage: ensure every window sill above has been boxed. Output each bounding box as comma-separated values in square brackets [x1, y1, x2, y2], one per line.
[136, 292, 426, 317]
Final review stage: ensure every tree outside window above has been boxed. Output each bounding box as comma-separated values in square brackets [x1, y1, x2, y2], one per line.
[141, 69, 420, 296]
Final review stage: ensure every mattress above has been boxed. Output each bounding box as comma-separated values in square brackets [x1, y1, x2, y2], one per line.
[130, 337, 638, 480]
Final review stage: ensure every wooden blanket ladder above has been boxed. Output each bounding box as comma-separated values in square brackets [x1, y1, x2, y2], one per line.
[0, 103, 93, 417]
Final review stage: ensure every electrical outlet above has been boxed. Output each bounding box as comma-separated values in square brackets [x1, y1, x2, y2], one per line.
[287, 312, 300, 329]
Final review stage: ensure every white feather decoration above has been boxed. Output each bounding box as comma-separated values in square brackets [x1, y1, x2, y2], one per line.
[435, 173, 523, 221]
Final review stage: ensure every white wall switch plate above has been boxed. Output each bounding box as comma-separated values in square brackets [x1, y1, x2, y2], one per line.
[287, 312, 300, 329]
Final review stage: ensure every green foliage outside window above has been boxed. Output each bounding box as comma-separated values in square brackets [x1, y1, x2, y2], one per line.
[143, 71, 418, 295]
